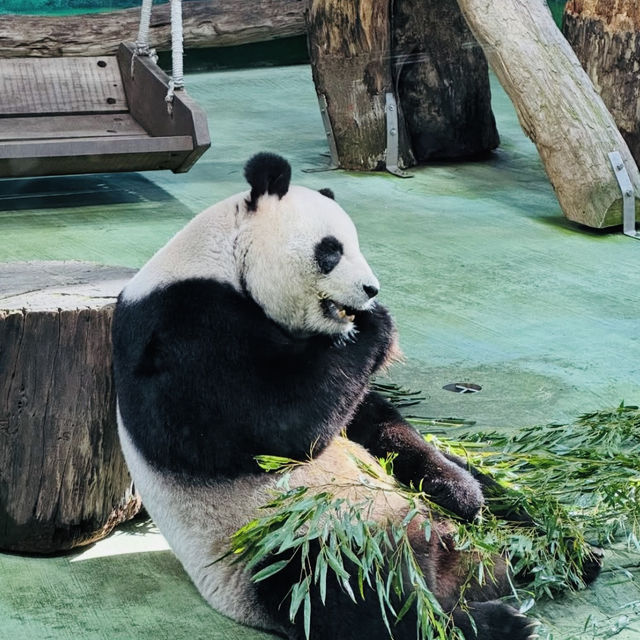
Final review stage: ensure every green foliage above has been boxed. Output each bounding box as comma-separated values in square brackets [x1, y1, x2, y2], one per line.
[225, 393, 640, 639]
[430, 402, 640, 548]
[229, 478, 463, 640]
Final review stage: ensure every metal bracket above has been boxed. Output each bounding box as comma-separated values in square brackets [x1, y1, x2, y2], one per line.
[303, 94, 339, 173]
[385, 92, 411, 178]
[608, 151, 639, 239]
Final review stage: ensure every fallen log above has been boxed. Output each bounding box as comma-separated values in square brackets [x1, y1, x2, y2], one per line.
[563, 0, 640, 166]
[458, 0, 640, 228]
[0, 0, 307, 58]
[0, 261, 140, 553]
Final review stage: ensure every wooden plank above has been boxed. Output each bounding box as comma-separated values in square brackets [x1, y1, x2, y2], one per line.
[0, 113, 146, 141]
[0, 56, 127, 115]
[0, 135, 193, 160]
[0, 0, 307, 58]
[117, 43, 210, 173]
[0, 150, 196, 178]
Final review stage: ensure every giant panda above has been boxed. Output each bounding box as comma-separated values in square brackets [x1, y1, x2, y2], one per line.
[112, 153, 540, 640]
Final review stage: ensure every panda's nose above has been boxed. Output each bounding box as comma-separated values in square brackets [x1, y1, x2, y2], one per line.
[363, 284, 379, 299]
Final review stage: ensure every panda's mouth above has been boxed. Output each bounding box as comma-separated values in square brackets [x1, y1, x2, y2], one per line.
[318, 296, 356, 323]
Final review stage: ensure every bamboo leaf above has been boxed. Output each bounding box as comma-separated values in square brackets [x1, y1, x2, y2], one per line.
[303, 592, 311, 640]
[251, 559, 289, 583]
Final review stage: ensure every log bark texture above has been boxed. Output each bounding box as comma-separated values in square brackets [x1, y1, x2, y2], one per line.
[563, 0, 640, 165]
[0, 262, 140, 553]
[0, 0, 307, 58]
[457, 0, 640, 228]
[306, 0, 413, 171]
[392, 0, 499, 161]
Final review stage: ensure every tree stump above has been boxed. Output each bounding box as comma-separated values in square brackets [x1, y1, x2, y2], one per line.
[392, 0, 499, 161]
[457, 0, 640, 228]
[0, 261, 140, 553]
[563, 0, 640, 165]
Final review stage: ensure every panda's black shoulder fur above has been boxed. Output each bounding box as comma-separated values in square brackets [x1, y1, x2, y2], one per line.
[244, 152, 291, 212]
[112, 278, 395, 480]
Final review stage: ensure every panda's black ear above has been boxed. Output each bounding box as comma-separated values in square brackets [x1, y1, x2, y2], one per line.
[244, 152, 291, 212]
[318, 188, 335, 200]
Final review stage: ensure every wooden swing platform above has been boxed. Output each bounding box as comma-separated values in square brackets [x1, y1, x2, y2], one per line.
[0, 43, 210, 178]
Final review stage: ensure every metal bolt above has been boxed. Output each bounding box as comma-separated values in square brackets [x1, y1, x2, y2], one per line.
[625, 189, 633, 197]
[390, 128, 397, 136]
[617, 163, 624, 171]
[388, 104, 394, 111]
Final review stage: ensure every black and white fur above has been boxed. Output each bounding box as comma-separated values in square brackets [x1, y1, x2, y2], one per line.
[113, 153, 539, 639]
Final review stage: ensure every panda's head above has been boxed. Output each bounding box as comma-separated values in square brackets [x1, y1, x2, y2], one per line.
[238, 153, 380, 337]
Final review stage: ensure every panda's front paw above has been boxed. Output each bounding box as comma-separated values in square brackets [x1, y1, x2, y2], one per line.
[422, 466, 484, 522]
[353, 304, 397, 369]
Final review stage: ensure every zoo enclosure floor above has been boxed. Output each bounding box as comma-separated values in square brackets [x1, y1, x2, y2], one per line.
[0, 63, 638, 639]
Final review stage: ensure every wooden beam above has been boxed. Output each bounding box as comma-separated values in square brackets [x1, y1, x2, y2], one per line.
[392, 0, 499, 162]
[457, 0, 640, 228]
[307, 0, 413, 171]
[0, 0, 308, 58]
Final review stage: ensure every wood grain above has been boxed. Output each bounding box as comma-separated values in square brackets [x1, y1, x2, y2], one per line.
[458, 0, 640, 228]
[0, 57, 126, 115]
[563, 0, 640, 165]
[0, 114, 147, 141]
[307, 0, 413, 170]
[0, 262, 141, 553]
[392, 0, 498, 161]
[0, 0, 308, 58]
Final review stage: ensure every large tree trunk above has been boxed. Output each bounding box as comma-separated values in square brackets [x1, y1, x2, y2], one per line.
[392, 0, 499, 161]
[306, 0, 413, 171]
[0, 262, 140, 553]
[0, 0, 307, 58]
[306, 0, 498, 171]
[457, 0, 640, 228]
[563, 0, 640, 165]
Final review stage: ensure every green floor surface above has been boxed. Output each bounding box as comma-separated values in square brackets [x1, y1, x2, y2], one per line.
[1, 63, 639, 639]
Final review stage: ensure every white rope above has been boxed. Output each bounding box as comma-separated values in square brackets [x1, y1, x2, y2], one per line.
[135, 0, 154, 55]
[171, 0, 184, 89]
[165, 0, 184, 112]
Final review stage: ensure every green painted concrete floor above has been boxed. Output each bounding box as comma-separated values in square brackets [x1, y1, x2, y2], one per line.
[1, 63, 639, 639]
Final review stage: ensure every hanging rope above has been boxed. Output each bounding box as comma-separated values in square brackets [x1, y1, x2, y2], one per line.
[165, 0, 184, 113]
[135, 0, 154, 56]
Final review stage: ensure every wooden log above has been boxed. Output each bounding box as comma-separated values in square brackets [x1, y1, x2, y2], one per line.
[563, 0, 640, 165]
[392, 0, 499, 161]
[0, 262, 140, 553]
[457, 0, 640, 228]
[306, 0, 413, 171]
[0, 0, 307, 58]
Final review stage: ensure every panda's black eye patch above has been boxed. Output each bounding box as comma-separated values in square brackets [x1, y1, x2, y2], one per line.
[315, 235, 343, 274]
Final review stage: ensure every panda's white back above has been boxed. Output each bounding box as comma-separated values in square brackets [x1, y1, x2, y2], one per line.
[121, 190, 246, 303]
